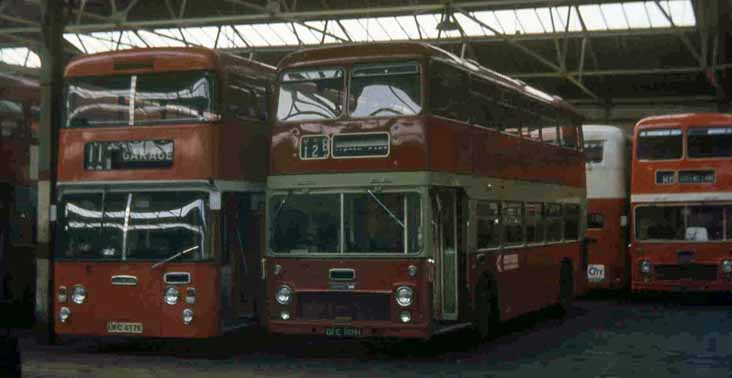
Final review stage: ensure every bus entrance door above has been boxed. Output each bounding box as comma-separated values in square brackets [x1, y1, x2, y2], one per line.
[432, 189, 459, 321]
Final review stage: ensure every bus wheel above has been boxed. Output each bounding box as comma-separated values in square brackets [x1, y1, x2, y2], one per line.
[475, 279, 498, 340]
[557, 261, 574, 314]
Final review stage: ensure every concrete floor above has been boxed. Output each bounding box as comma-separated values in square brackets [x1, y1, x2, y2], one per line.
[18, 295, 732, 378]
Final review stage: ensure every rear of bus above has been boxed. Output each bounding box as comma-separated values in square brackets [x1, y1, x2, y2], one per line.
[630, 113, 732, 292]
[583, 125, 629, 289]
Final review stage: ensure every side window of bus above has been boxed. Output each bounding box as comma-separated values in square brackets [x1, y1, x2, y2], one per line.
[560, 119, 579, 149]
[502, 202, 524, 245]
[476, 201, 500, 249]
[430, 60, 469, 123]
[225, 73, 268, 122]
[545, 203, 563, 242]
[587, 213, 604, 229]
[563, 204, 581, 240]
[525, 203, 543, 243]
[541, 120, 560, 146]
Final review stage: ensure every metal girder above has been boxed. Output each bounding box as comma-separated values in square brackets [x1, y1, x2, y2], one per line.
[510, 64, 732, 79]
[0, 0, 697, 35]
[454, 6, 600, 101]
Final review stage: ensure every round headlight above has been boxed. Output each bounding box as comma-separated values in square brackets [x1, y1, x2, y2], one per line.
[400, 311, 412, 323]
[721, 260, 732, 273]
[71, 285, 87, 304]
[59, 307, 71, 323]
[164, 286, 179, 305]
[276, 285, 292, 305]
[396, 286, 414, 307]
[640, 260, 652, 274]
[280, 310, 290, 320]
[182, 309, 193, 325]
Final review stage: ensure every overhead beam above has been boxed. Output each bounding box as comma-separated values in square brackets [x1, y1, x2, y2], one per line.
[0, 0, 698, 35]
[510, 64, 732, 78]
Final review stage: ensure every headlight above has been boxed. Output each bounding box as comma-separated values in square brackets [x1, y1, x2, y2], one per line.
[164, 286, 179, 305]
[721, 260, 732, 273]
[273, 264, 283, 276]
[396, 286, 414, 307]
[640, 260, 652, 274]
[182, 309, 193, 325]
[71, 285, 87, 304]
[58, 286, 67, 303]
[400, 311, 412, 323]
[408, 265, 418, 278]
[276, 285, 292, 305]
[59, 307, 71, 323]
[185, 288, 196, 305]
[280, 310, 290, 320]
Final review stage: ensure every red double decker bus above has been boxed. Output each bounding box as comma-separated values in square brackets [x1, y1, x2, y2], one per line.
[583, 125, 630, 290]
[53, 48, 275, 338]
[265, 43, 587, 339]
[631, 113, 732, 292]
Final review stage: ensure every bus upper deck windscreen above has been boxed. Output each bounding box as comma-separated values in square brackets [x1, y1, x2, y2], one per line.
[65, 71, 217, 128]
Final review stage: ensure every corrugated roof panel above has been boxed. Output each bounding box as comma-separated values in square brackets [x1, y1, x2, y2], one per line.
[644, 2, 672, 28]
[623, 2, 651, 29]
[393, 16, 422, 40]
[339, 19, 369, 42]
[515, 8, 545, 34]
[235, 25, 271, 46]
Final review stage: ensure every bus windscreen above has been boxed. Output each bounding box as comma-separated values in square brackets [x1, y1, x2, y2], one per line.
[277, 68, 344, 122]
[65, 71, 217, 127]
[269, 191, 422, 254]
[635, 205, 732, 241]
[349, 62, 421, 118]
[636, 129, 682, 160]
[57, 191, 208, 261]
[687, 127, 732, 158]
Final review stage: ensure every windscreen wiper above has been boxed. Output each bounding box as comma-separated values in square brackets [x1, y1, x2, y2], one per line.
[367, 190, 405, 229]
[151, 245, 199, 270]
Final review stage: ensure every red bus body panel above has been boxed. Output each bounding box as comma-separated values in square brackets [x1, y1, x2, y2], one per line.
[55, 262, 219, 338]
[586, 198, 628, 289]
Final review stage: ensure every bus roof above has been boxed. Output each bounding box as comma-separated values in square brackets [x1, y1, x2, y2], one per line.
[278, 42, 578, 117]
[583, 125, 628, 142]
[0, 73, 39, 103]
[65, 47, 274, 77]
[635, 113, 732, 130]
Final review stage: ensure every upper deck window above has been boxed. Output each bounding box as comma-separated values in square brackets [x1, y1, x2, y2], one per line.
[277, 68, 344, 122]
[636, 128, 682, 160]
[687, 127, 732, 158]
[65, 71, 217, 128]
[349, 62, 421, 118]
[584, 141, 604, 163]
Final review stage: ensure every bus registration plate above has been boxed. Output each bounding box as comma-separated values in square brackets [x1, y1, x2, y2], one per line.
[325, 327, 361, 337]
[107, 322, 143, 334]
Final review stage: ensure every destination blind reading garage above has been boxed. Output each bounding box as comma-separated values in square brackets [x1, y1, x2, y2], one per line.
[85, 140, 174, 170]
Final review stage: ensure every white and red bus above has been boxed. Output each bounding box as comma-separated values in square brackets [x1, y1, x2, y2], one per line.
[54, 48, 275, 338]
[631, 113, 732, 292]
[265, 42, 587, 340]
[583, 125, 630, 290]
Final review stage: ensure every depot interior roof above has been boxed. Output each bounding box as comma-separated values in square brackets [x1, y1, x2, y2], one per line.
[0, 0, 730, 107]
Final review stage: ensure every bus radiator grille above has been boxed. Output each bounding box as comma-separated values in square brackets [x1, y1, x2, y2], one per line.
[654, 264, 718, 281]
[298, 292, 390, 321]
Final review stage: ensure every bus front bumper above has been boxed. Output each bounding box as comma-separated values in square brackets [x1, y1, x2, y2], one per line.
[268, 319, 432, 339]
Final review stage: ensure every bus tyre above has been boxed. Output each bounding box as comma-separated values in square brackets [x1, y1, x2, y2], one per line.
[475, 280, 498, 340]
[557, 261, 574, 315]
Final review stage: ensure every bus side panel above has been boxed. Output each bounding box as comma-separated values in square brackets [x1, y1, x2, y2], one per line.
[586, 198, 628, 290]
[217, 119, 270, 182]
[468, 242, 582, 322]
[426, 118, 585, 188]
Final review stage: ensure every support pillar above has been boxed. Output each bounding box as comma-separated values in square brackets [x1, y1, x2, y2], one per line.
[34, 0, 64, 344]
